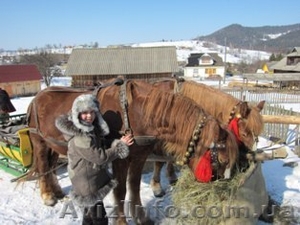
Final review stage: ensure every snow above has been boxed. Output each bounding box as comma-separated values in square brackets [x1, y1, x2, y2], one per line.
[1, 58, 300, 224]
[132, 40, 271, 64]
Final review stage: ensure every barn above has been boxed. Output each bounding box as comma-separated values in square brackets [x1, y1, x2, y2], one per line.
[65, 46, 179, 87]
[0, 65, 42, 97]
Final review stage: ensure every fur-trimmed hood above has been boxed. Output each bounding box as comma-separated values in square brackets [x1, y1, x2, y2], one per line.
[55, 94, 109, 136]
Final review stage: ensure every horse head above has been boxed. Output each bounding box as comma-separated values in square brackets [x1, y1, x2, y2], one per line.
[141, 87, 239, 183]
[180, 115, 239, 182]
[228, 100, 265, 152]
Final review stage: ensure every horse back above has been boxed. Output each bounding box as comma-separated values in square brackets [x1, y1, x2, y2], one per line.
[27, 87, 91, 148]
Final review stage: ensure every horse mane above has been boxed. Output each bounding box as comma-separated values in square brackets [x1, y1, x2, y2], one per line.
[246, 102, 265, 136]
[180, 81, 264, 136]
[142, 89, 218, 159]
[180, 81, 238, 118]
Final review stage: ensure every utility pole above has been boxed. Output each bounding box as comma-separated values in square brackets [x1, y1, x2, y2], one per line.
[223, 37, 227, 84]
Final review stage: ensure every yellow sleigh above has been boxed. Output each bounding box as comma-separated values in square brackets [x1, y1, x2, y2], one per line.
[0, 114, 32, 176]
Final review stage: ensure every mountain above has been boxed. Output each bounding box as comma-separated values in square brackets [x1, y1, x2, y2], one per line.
[195, 23, 300, 53]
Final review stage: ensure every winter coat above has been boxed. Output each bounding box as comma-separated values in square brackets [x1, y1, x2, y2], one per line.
[55, 94, 129, 207]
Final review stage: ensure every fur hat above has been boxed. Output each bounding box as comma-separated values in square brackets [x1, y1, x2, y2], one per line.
[71, 94, 109, 134]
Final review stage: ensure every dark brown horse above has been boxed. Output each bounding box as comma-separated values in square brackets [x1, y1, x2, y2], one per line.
[149, 78, 265, 197]
[26, 79, 239, 225]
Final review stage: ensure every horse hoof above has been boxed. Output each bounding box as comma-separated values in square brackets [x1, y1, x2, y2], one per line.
[135, 218, 155, 225]
[42, 193, 57, 206]
[115, 217, 128, 225]
[153, 189, 165, 198]
[55, 191, 66, 199]
[169, 178, 178, 186]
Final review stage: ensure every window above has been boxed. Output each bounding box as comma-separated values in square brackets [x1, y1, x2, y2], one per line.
[205, 68, 216, 75]
[193, 68, 199, 77]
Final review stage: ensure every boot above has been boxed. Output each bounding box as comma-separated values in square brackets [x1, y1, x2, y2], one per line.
[82, 207, 93, 225]
[90, 201, 108, 225]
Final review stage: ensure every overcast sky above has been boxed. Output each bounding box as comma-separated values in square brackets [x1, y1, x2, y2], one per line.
[1, 0, 300, 50]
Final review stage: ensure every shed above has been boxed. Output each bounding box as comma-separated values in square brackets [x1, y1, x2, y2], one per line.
[0, 65, 42, 97]
[65, 46, 179, 87]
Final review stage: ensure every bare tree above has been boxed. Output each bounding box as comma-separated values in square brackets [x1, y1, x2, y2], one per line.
[17, 51, 63, 87]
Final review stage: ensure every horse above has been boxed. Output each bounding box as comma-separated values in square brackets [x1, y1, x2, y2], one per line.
[25, 78, 239, 225]
[149, 78, 265, 197]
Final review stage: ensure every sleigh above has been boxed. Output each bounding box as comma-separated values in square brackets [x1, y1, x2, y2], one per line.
[0, 114, 32, 176]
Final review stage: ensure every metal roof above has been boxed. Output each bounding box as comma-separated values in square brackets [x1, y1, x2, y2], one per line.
[65, 46, 179, 76]
[271, 47, 300, 71]
[243, 73, 300, 81]
[0, 64, 42, 83]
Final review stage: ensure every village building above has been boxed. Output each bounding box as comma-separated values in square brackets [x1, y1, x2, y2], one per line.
[0, 64, 42, 97]
[65, 46, 179, 87]
[183, 53, 225, 80]
[243, 47, 300, 89]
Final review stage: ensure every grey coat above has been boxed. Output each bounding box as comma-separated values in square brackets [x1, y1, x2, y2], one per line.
[55, 114, 129, 207]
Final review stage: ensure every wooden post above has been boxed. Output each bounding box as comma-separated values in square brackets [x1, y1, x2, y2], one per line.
[263, 115, 300, 124]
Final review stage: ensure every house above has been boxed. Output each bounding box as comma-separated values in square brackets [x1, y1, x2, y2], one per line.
[65, 46, 179, 87]
[243, 47, 300, 89]
[271, 47, 300, 73]
[183, 53, 225, 80]
[0, 64, 42, 97]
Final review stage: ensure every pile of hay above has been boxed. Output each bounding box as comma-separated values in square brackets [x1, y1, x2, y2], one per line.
[171, 166, 245, 225]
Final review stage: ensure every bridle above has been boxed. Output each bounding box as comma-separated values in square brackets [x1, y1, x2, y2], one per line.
[227, 101, 259, 151]
[176, 115, 227, 181]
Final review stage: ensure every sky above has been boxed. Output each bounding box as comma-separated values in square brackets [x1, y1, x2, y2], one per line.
[1, 0, 300, 51]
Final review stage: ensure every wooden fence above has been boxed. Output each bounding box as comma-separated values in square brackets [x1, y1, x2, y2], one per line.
[224, 89, 300, 104]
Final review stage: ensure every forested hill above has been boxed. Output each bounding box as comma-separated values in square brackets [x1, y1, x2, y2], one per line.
[195, 23, 300, 53]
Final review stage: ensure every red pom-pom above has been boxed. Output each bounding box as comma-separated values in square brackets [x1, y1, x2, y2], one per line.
[228, 117, 241, 144]
[194, 151, 212, 182]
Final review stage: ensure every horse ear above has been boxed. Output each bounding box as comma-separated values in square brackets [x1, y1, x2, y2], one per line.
[257, 100, 265, 112]
[240, 102, 250, 118]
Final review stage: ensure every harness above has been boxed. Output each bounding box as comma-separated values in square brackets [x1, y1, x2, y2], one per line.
[227, 101, 259, 148]
[175, 115, 226, 182]
[118, 80, 157, 146]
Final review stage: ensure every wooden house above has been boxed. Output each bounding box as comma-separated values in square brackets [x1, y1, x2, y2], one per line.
[245, 47, 300, 89]
[183, 53, 224, 80]
[0, 65, 42, 97]
[65, 46, 179, 87]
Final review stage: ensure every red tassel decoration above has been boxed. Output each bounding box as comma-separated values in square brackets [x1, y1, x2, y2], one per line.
[194, 150, 212, 182]
[228, 117, 242, 144]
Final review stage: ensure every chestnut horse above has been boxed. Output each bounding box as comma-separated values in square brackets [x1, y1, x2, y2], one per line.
[149, 78, 265, 197]
[26, 79, 239, 225]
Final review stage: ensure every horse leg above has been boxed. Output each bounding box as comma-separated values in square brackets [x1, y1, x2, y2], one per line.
[30, 134, 58, 206]
[128, 156, 154, 225]
[112, 159, 129, 225]
[150, 162, 165, 197]
[48, 152, 65, 199]
[166, 161, 177, 185]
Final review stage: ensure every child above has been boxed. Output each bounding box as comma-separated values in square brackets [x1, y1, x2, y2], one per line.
[55, 94, 133, 225]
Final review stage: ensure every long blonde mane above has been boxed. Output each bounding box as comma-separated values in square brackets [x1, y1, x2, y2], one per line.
[142, 89, 221, 159]
[180, 81, 264, 136]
